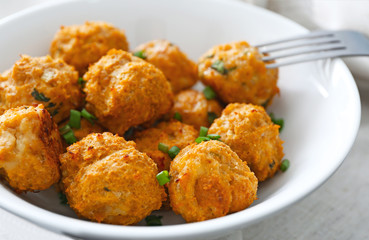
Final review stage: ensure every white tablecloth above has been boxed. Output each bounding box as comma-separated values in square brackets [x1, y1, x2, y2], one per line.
[1, 1, 368, 239]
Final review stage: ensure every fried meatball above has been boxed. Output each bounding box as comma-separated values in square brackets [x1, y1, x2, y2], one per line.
[0, 55, 83, 123]
[208, 103, 284, 181]
[83, 49, 173, 135]
[168, 140, 258, 222]
[50, 21, 129, 75]
[133, 40, 197, 93]
[60, 132, 165, 225]
[59, 118, 104, 142]
[134, 121, 198, 172]
[198, 41, 279, 106]
[170, 89, 223, 130]
[0, 105, 62, 192]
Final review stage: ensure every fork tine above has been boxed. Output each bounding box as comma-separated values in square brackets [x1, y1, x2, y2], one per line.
[258, 38, 341, 54]
[262, 43, 346, 62]
[255, 31, 334, 48]
[265, 50, 347, 68]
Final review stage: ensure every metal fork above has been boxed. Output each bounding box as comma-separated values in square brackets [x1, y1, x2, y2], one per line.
[255, 30, 369, 68]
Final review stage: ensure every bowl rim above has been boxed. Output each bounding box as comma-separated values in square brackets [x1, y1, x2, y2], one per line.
[0, 0, 361, 239]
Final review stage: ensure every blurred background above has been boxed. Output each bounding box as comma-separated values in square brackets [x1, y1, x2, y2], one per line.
[0, 0, 368, 239]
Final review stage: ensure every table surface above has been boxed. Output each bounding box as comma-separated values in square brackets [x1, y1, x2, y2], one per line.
[0, 1, 368, 239]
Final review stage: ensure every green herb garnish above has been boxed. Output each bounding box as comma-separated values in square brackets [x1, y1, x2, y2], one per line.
[59, 124, 72, 135]
[62, 130, 77, 145]
[50, 109, 59, 116]
[58, 192, 68, 206]
[158, 142, 169, 153]
[195, 136, 211, 143]
[269, 113, 284, 132]
[173, 112, 182, 122]
[207, 112, 218, 124]
[104, 187, 111, 192]
[81, 108, 97, 125]
[207, 134, 221, 140]
[199, 126, 209, 137]
[47, 102, 56, 108]
[31, 88, 50, 102]
[203, 86, 216, 100]
[280, 159, 290, 172]
[145, 215, 163, 226]
[211, 60, 226, 74]
[168, 146, 180, 159]
[156, 170, 170, 186]
[78, 77, 86, 88]
[133, 50, 147, 59]
[69, 110, 81, 129]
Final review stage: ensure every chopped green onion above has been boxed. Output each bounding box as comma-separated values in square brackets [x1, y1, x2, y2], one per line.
[208, 112, 218, 124]
[199, 126, 209, 137]
[156, 170, 170, 186]
[173, 112, 182, 122]
[62, 130, 77, 145]
[168, 146, 180, 159]
[81, 108, 97, 124]
[58, 192, 68, 206]
[133, 50, 147, 59]
[50, 109, 59, 116]
[59, 124, 72, 135]
[211, 60, 226, 74]
[145, 215, 163, 226]
[261, 99, 270, 108]
[280, 159, 290, 172]
[269, 113, 284, 132]
[47, 102, 56, 108]
[269, 160, 275, 169]
[158, 142, 169, 153]
[31, 88, 50, 102]
[78, 77, 86, 88]
[228, 66, 237, 72]
[207, 134, 221, 140]
[203, 86, 216, 100]
[195, 136, 211, 143]
[69, 110, 81, 129]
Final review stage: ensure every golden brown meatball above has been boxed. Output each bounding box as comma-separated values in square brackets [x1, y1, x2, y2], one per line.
[0, 105, 62, 192]
[208, 103, 284, 181]
[50, 21, 129, 75]
[168, 140, 258, 222]
[59, 118, 104, 142]
[83, 49, 173, 135]
[60, 132, 165, 225]
[0, 55, 83, 123]
[198, 41, 279, 106]
[133, 40, 197, 93]
[134, 121, 198, 172]
[170, 89, 223, 130]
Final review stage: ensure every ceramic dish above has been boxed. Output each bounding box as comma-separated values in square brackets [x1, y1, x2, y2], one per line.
[0, 0, 361, 239]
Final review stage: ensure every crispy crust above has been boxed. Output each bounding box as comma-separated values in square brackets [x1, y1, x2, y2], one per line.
[83, 49, 173, 135]
[134, 40, 198, 93]
[0, 105, 62, 191]
[208, 103, 284, 181]
[60, 132, 165, 225]
[168, 140, 258, 222]
[134, 120, 198, 172]
[50, 21, 129, 75]
[170, 89, 223, 130]
[198, 41, 279, 105]
[0, 55, 83, 123]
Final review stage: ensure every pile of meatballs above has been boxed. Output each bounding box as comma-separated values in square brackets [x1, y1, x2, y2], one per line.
[0, 21, 284, 225]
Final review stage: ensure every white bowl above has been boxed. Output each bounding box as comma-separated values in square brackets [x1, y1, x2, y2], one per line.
[0, 0, 361, 239]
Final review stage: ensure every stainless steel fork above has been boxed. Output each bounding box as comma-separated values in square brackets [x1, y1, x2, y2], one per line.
[255, 30, 369, 68]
